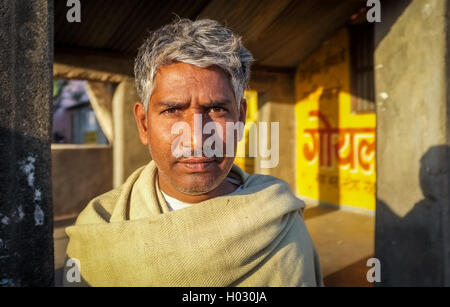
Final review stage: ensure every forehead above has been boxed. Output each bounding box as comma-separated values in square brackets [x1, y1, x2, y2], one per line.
[152, 62, 235, 101]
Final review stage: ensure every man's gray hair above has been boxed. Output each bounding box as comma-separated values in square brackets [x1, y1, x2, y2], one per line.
[134, 18, 254, 112]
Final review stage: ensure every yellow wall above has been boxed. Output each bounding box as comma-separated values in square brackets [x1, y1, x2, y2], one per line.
[235, 90, 258, 173]
[295, 28, 376, 211]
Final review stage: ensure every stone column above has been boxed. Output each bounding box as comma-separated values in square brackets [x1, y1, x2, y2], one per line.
[250, 70, 296, 191]
[0, 1, 54, 286]
[85, 81, 114, 144]
[374, 0, 450, 286]
[112, 78, 150, 188]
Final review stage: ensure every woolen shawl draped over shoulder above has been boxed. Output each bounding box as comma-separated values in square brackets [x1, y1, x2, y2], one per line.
[64, 160, 323, 286]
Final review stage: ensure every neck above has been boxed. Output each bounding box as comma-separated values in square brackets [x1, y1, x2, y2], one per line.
[158, 174, 238, 203]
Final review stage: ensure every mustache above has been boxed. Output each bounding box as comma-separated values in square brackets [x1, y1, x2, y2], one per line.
[172, 145, 226, 161]
[175, 146, 202, 158]
[171, 135, 227, 159]
[176, 148, 225, 159]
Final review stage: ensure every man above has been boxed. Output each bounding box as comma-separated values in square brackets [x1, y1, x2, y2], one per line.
[64, 19, 323, 287]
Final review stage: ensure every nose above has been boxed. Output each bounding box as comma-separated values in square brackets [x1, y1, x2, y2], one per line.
[189, 113, 204, 157]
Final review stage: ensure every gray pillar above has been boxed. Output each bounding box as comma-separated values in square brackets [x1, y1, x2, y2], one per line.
[112, 78, 150, 188]
[85, 81, 114, 144]
[0, 1, 54, 286]
[250, 70, 296, 191]
[374, 0, 450, 286]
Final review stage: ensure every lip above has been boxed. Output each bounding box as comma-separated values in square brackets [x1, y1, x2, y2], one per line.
[177, 157, 217, 172]
[179, 157, 216, 163]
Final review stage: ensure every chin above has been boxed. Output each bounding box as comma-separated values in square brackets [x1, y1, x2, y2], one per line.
[174, 174, 222, 195]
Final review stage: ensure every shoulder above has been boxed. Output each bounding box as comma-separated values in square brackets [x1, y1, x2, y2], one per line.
[74, 188, 121, 225]
[231, 163, 291, 189]
[243, 171, 306, 214]
[245, 171, 294, 193]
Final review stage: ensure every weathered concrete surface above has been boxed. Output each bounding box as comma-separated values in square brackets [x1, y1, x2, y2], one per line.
[51, 144, 113, 220]
[375, 0, 450, 286]
[112, 78, 150, 187]
[0, 1, 54, 286]
[250, 69, 297, 191]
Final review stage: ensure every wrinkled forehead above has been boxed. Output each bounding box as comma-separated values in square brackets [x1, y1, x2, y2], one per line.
[151, 63, 236, 102]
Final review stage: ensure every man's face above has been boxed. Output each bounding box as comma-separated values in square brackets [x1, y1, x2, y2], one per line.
[134, 62, 246, 197]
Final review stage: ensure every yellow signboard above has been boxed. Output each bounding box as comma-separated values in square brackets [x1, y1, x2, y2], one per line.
[83, 131, 97, 144]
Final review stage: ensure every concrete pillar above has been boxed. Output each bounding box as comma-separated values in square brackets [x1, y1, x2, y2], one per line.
[85, 81, 114, 144]
[250, 70, 296, 191]
[0, 1, 54, 286]
[112, 78, 150, 187]
[374, 0, 450, 286]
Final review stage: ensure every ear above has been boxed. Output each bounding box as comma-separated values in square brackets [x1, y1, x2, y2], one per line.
[239, 98, 247, 126]
[133, 101, 149, 145]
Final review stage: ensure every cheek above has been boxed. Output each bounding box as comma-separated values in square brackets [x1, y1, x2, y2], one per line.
[219, 120, 242, 147]
[147, 119, 177, 156]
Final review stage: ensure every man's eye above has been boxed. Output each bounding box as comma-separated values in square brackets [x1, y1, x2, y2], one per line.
[163, 108, 179, 114]
[209, 107, 226, 113]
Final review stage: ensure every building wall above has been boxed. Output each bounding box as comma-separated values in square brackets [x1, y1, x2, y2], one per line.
[51, 144, 113, 219]
[374, 0, 450, 285]
[295, 28, 376, 211]
[234, 90, 258, 173]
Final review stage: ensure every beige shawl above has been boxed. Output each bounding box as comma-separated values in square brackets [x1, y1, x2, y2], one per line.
[64, 161, 323, 286]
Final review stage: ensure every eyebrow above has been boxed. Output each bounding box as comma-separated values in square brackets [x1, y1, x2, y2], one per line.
[157, 99, 232, 109]
[203, 100, 232, 108]
[157, 101, 189, 108]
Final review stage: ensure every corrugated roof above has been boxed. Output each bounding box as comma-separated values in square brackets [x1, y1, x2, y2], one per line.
[55, 0, 365, 68]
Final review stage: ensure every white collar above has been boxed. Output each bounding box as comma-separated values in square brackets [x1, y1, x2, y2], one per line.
[161, 178, 243, 211]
